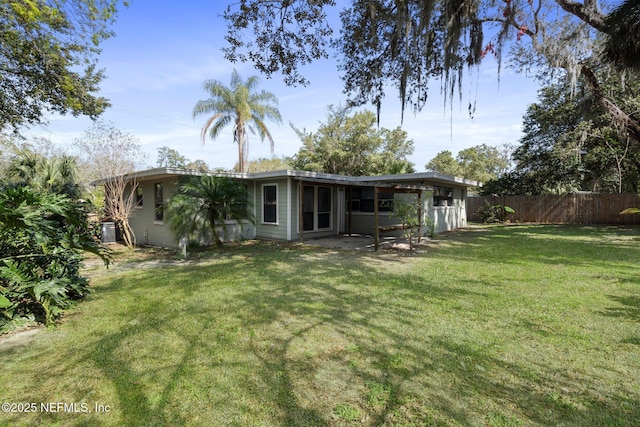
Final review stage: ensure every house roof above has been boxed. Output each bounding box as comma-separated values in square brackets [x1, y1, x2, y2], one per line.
[91, 167, 481, 188]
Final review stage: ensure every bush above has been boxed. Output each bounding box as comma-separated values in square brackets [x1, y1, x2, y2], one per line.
[166, 176, 254, 247]
[0, 184, 109, 330]
[394, 197, 434, 249]
[475, 201, 515, 223]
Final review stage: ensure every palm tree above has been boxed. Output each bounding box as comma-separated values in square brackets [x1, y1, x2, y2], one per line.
[193, 70, 282, 173]
[166, 175, 254, 247]
[7, 149, 81, 199]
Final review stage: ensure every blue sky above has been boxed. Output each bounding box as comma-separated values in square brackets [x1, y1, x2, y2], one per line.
[30, 0, 542, 171]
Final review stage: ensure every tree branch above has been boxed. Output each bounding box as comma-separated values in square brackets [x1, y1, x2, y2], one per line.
[555, 0, 608, 33]
[580, 63, 640, 142]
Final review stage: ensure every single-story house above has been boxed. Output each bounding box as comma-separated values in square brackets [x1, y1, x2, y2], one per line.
[94, 168, 480, 249]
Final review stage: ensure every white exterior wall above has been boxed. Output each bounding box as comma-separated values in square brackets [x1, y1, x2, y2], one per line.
[426, 187, 468, 233]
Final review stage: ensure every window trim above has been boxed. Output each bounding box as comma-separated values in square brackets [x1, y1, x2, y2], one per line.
[262, 183, 278, 225]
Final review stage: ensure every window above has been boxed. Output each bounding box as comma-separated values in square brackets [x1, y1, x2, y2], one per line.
[377, 191, 395, 212]
[433, 186, 453, 207]
[347, 186, 394, 212]
[226, 183, 249, 220]
[135, 186, 143, 207]
[360, 187, 375, 212]
[154, 183, 163, 221]
[349, 187, 362, 212]
[263, 184, 277, 223]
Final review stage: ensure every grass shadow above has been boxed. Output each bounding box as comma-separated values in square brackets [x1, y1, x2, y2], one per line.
[602, 295, 640, 321]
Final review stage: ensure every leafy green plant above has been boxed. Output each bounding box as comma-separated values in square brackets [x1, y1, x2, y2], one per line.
[333, 403, 361, 421]
[0, 184, 109, 329]
[166, 176, 255, 247]
[620, 207, 640, 215]
[393, 197, 422, 250]
[475, 201, 515, 223]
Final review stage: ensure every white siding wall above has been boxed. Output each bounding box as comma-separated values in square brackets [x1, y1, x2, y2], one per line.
[426, 187, 468, 233]
[254, 179, 290, 240]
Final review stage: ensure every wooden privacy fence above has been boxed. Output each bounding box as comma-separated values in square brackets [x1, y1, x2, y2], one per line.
[467, 193, 640, 225]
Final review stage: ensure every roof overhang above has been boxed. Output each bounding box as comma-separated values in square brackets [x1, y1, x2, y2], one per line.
[90, 168, 481, 188]
[89, 167, 246, 186]
[293, 176, 427, 192]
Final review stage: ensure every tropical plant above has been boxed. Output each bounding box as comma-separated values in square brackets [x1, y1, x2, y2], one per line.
[166, 176, 254, 247]
[5, 149, 81, 198]
[475, 201, 515, 223]
[193, 70, 282, 173]
[0, 184, 109, 329]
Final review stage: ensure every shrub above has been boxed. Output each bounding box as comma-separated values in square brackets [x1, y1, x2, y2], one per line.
[166, 176, 254, 247]
[475, 201, 515, 223]
[394, 197, 434, 249]
[0, 185, 109, 329]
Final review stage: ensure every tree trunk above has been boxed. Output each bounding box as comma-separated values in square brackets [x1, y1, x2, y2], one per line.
[236, 122, 246, 173]
[118, 219, 136, 248]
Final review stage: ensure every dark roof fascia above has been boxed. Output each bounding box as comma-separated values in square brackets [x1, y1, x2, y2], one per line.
[292, 176, 427, 191]
[252, 170, 481, 187]
[354, 172, 481, 187]
[91, 168, 481, 188]
[89, 167, 251, 186]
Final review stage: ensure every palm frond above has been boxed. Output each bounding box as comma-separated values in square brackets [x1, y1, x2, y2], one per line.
[603, 0, 640, 70]
[166, 176, 253, 246]
[243, 74, 260, 92]
[251, 118, 276, 156]
[199, 113, 227, 143]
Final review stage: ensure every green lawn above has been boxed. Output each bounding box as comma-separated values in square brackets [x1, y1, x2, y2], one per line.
[1, 225, 639, 426]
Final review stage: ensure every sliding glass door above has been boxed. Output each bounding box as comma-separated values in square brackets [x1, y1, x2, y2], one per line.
[302, 186, 332, 231]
